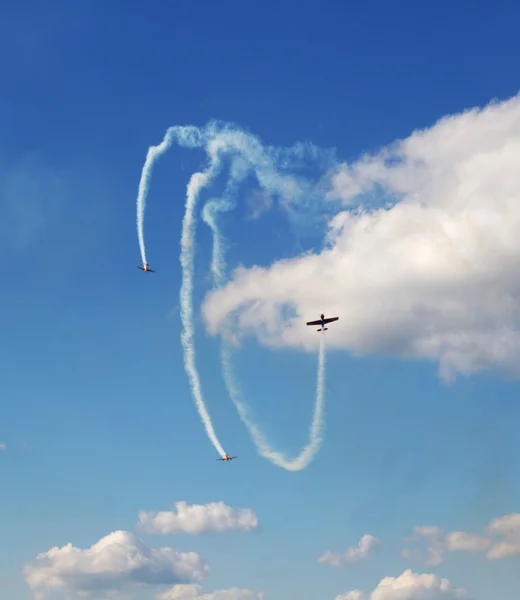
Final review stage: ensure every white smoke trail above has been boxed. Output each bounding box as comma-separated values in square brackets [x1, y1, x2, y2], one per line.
[180, 166, 227, 457]
[135, 126, 227, 457]
[136, 131, 174, 266]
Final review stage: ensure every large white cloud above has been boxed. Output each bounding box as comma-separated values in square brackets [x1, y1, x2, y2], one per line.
[402, 513, 520, 564]
[319, 534, 380, 567]
[157, 584, 263, 600]
[136, 501, 259, 535]
[23, 530, 207, 599]
[336, 569, 468, 600]
[202, 92, 520, 380]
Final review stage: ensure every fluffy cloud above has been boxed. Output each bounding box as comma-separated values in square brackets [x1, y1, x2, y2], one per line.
[402, 513, 520, 564]
[136, 501, 259, 535]
[336, 569, 467, 600]
[23, 530, 207, 599]
[202, 93, 520, 380]
[157, 584, 263, 600]
[319, 534, 380, 567]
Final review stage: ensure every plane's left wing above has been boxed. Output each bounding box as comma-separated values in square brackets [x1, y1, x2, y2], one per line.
[306, 319, 322, 326]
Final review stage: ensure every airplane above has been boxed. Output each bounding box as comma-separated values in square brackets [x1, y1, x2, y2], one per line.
[306, 313, 339, 332]
[217, 454, 238, 462]
[137, 262, 155, 273]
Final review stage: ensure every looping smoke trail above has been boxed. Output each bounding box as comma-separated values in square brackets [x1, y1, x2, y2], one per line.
[136, 121, 330, 468]
[222, 334, 326, 471]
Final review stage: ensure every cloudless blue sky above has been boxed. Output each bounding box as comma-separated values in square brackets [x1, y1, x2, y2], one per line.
[1, 1, 520, 599]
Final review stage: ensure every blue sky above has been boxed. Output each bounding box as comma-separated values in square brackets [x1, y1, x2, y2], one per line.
[1, 1, 520, 599]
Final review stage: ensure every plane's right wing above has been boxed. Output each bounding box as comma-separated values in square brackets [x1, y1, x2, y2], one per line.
[306, 320, 322, 326]
[322, 317, 339, 324]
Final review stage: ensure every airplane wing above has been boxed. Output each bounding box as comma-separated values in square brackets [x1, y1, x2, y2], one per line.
[322, 317, 339, 324]
[216, 458, 225, 461]
[306, 319, 322, 326]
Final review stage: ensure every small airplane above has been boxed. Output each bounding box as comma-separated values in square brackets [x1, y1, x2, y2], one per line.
[137, 262, 155, 273]
[217, 454, 238, 462]
[306, 313, 339, 332]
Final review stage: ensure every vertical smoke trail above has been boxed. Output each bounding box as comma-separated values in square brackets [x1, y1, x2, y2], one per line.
[180, 166, 227, 457]
[135, 128, 227, 457]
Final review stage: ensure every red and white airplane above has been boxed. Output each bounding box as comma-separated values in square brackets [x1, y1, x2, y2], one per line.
[306, 313, 339, 332]
[217, 454, 238, 462]
[137, 262, 155, 273]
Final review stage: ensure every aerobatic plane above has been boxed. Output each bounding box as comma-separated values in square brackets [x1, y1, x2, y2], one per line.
[217, 454, 237, 462]
[137, 262, 155, 273]
[306, 313, 339, 332]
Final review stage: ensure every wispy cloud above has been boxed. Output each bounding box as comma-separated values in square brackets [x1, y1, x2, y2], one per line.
[319, 534, 380, 567]
[0, 155, 66, 252]
[244, 189, 273, 220]
[402, 513, 520, 564]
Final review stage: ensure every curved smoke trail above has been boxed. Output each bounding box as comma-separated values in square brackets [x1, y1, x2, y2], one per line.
[222, 335, 326, 471]
[136, 122, 329, 469]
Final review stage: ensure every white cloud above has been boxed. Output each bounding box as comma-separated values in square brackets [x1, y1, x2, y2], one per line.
[136, 501, 259, 535]
[201, 92, 520, 380]
[0, 442, 5, 450]
[444, 531, 490, 553]
[23, 530, 207, 599]
[157, 584, 263, 600]
[402, 513, 520, 564]
[319, 534, 380, 567]
[336, 569, 467, 600]
[486, 512, 520, 559]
